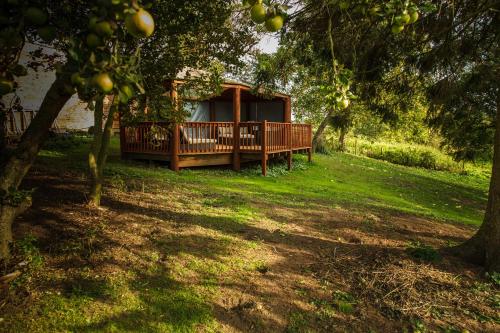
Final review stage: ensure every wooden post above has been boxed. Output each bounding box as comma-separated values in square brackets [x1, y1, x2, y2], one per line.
[169, 82, 180, 171]
[233, 87, 241, 171]
[284, 96, 292, 123]
[261, 120, 267, 176]
[119, 113, 125, 158]
[170, 123, 180, 171]
[287, 123, 292, 171]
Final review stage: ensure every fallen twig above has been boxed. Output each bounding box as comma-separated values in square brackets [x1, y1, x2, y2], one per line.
[0, 271, 21, 285]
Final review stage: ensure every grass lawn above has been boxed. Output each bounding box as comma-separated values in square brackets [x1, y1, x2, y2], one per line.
[1, 137, 497, 333]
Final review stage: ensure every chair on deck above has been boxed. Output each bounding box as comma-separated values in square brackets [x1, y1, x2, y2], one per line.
[217, 126, 256, 140]
[180, 125, 218, 145]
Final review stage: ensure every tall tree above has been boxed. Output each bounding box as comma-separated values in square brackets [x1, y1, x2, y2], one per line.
[255, 0, 499, 271]
[87, 0, 257, 206]
[0, 0, 155, 257]
[421, 0, 499, 271]
[0, 0, 87, 259]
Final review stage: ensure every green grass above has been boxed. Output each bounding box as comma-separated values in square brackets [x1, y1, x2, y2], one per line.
[37, 136, 489, 226]
[340, 138, 492, 178]
[3, 135, 490, 332]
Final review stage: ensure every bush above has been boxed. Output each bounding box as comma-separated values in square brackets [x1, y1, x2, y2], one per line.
[366, 148, 443, 170]
[314, 136, 331, 155]
[347, 141, 457, 171]
[42, 133, 91, 151]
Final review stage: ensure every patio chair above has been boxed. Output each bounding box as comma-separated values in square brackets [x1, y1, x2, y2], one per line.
[180, 125, 218, 145]
[217, 126, 256, 139]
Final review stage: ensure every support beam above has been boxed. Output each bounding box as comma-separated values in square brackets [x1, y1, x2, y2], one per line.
[287, 151, 292, 171]
[170, 124, 180, 171]
[233, 87, 241, 171]
[119, 113, 125, 159]
[170, 83, 180, 171]
[261, 120, 267, 176]
[308, 148, 312, 163]
[284, 96, 292, 123]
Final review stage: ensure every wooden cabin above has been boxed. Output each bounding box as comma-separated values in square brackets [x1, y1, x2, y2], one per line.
[119, 81, 313, 175]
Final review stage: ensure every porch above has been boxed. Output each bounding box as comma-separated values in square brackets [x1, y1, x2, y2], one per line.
[119, 82, 312, 175]
[120, 121, 312, 176]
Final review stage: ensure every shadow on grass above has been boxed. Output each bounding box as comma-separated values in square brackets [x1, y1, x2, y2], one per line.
[5, 147, 491, 332]
[70, 269, 215, 333]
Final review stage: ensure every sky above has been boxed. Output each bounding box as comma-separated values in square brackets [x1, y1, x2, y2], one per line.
[257, 34, 280, 54]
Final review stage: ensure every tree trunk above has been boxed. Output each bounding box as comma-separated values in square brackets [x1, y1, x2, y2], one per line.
[0, 199, 31, 259]
[0, 74, 72, 260]
[338, 127, 348, 152]
[88, 96, 117, 207]
[312, 108, 334, 151]
[88, 97, 104, 207]
[453, 95, 500, 272]
[0, 109, 6, 156]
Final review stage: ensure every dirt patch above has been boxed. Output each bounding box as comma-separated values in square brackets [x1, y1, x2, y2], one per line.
[1, 169, 498, 333]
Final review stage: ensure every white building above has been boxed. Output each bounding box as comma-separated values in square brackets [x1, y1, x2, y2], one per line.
[2, 43, 93, 137]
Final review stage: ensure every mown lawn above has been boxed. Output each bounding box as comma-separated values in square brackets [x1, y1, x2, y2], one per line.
[1, 136, 496, 333]
[39, 137, 489, 226]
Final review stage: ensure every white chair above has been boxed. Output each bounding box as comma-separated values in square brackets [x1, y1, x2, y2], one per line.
[217, 126, 255, 139]
[180, 126, 218, 145]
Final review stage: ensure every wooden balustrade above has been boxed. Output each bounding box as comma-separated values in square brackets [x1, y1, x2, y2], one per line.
[121, 121, 312, 158]
[264, 122, 291, 153]
[6, 110, 37, 136]
[239, 122, 262, 152]
[178, 122, 234, 154]
[291, 124, 312, 149]
[121, 122, 171, 154]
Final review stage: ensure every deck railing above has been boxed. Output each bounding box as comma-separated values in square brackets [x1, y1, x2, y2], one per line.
[121, 122, 171, 154]
[239, 122, 262, 152]
[265, 122, 291, 153]
[291, 124, 312, 149]
[6, 109, 37, 136]
[178, 122, 234, 154]
[121, 121, 312, 157]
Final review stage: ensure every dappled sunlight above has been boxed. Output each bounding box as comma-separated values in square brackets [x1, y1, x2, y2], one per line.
[2, 140, 496, 333]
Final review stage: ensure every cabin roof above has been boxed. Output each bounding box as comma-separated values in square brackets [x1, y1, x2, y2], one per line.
[171, 78, 290, 101]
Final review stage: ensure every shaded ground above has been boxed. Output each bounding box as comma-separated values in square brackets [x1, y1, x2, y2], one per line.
[0, 139, 498, 332]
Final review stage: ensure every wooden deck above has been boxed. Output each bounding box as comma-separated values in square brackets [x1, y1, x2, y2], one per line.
[120, 121, 313, 175]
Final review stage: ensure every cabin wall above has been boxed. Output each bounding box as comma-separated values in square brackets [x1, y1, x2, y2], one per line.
[248, 101, 284, 122]
[184, 100, 284, 123]
[214, 102, 233, 122]
[186, 101, 210, 122]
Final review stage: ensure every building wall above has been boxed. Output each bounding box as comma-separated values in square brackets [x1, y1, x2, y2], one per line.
[248, 101, 284, 122]
[186, 101, 210, 122]
[214, 102, 233, 122]
[1, 43, 93, 132]
[184, 100, 284, 122]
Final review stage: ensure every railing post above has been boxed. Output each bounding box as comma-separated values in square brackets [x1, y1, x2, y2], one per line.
[232, 87, 241, 171]
[287, 123, 292, 171]
[261, 120, 267, 176]
[233, 122, 240, 171]
[118, 112, 125, 158]
[119, 127, 125, 158]
[170, 123, 180, 171]
[308, 124, 312, 162]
